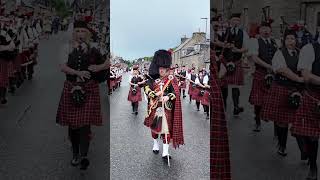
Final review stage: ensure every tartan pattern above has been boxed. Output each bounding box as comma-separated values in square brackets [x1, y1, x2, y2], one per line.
[188, 84, 196, 96]
[210, 53, 231, 180]
[7, 61, 15, 77]
[222, 60, 244, 86]
[0, 60, 9, 88]
[151, 132, 171, 143]
[260, 84, 298, 124]
[179, 80, 187, 89]
[291, 91, 320, 137]
[13, 54, 22, 72]
[144, 76, 184, 149]
[56, 80, 103, 128]
[127, 86, 142, 102]
[249, 69, 269, 106]
[192, 87, 201, 101]
[201, 90, 210, 106]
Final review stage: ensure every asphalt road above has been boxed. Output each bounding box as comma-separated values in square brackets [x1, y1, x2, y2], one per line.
[0, 31, 109, 180]
[110, 74, 210, 180]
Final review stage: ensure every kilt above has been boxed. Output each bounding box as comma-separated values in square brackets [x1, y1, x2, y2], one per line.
[249, 69, 268, 106]
[7, 61, 15, 78]
[260, 83, 297, 124]
[56, 80, 103, 127]
[192, 87, 202, 101]
[110, 79, 116, 89]
[0, 60, 9, 88]
[144, 105, 173, 135]
[179, 80, 186, 89]
[188, 83, 196, 96]
[127, 86, 142, 102]
[291, 90, 320, 138]
[201, 89, 210, 106]
[223, 61, 244, 86]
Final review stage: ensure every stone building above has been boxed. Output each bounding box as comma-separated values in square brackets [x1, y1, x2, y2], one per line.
[213, 0, 320, 37]
[172, 32, 210, 72]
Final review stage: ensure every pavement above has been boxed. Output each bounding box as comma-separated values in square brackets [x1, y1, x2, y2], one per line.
[110, 74, 210, 180]
[0, 31, 109, 180]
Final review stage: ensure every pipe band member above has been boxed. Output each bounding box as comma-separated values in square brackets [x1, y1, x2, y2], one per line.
[127, 65, 145, 115]
[291, 37, 320, 180]
[56, 20, 106, 170]
[144, 50, 184, 160]
[248, 19, 278, 132]
[261, 29, 304, 157]
[220, 12, 250, 116]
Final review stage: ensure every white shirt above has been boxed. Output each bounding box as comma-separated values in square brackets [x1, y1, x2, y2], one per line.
[272, 48, 298, 71]
[248, 37, 276, 56]
[195, 75, 209, 85]
[298, 43, 315, 71]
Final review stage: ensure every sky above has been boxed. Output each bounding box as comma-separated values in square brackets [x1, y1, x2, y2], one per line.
[110, 0, 210, 60]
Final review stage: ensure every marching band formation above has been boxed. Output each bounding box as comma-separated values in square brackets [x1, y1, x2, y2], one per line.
[212, 9, 320, 180]
[0, 10, 44, 105]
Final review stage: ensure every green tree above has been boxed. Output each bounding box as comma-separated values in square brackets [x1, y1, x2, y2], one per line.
[51, 0, 71, 18]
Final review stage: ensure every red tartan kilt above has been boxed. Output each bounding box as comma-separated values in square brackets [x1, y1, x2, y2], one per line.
[188, 84, 195, 95]
[127, 86, 142, 102]
[249, 70, 268, 106]
[260, 84, 297, 124]
[192, 87, 202, 101]
[110, 79, 115, 88]
[56, 80, 103, 127]
[223, 61, 244, 85]
[119, 76, 122, 81]
[291, 91, 320, 137]
[179, 80, 186, 89]
[7, 61, 15, 77]
[0, 60, 9, 88]
[201, 90, 210, 106]
[144, 106, 173, 134]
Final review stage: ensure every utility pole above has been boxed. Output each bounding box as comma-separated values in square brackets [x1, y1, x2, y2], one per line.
[201, 17, 208, 39]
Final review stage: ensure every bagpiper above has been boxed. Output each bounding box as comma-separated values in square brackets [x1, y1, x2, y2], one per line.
[56, 20, 107, 170]
[248, 19, 278, 132]
[261, 29, 304, 156]
[144, 50, 184, 163]
[290, 34, 320, 180]
[220, 12, 250, 115]
[127, 65, 145, 115]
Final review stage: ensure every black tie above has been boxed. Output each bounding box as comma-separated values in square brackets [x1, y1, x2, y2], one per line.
[291, 50, 296, 57]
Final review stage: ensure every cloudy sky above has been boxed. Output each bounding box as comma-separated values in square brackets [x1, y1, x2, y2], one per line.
[110, 0, 210, 60]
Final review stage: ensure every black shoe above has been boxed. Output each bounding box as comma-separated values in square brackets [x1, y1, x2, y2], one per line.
[206, 116, 209, 120]
[253, 124, 261, 132]
[135, 112, 138, 115]
[79, 158, 90, 170]
[277, 148, 287, 157]
[28, 75, 33, 80]
[183, 95, 186, 98]
[162, 155, 172, 160]
[71, 156, 80, 166]
[197, 109, 200, 111]
[153, 150, 159, 154]
[233, 107, 244, 116]
[306, 166, 317, 180]
[1, 99, 7, 104]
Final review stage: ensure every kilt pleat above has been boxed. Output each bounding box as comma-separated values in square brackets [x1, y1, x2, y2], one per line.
[127, 86, 142, 102]
[223, 61, 244, 86]
[201, 90, 210, 106]
[192, 87, 202, 101]
[56, 80, 103, 127]
[291, 91, 320, 137]
[249, 69, 269, 106]
[260, 84, 298, 124]
[0, 60, 9, 88]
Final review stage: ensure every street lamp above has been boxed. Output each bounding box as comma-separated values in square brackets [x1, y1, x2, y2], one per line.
[201, 17, 208, 39]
